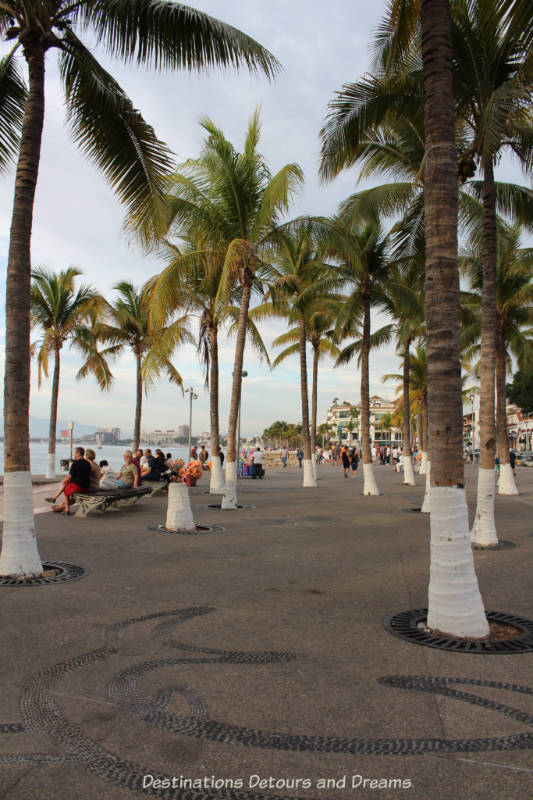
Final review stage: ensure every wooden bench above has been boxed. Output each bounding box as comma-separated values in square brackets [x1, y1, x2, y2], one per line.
[72, 486, 152, 517]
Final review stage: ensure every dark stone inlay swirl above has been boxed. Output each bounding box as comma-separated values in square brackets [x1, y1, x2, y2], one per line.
[2, 606, 533, 800]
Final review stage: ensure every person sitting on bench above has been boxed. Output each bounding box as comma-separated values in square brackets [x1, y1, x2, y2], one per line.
[117, 451, 139, 489]
[48, 447, 91, 514]
[141, 448, 161, 482]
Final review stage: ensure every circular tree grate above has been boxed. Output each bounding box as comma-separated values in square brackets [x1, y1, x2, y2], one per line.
[385, 609, 533, 653]
[0, 561, 88, 587]
[472, 540, 518, 550]
[146, 524, 225, 535]
[195, 503, 256, 511]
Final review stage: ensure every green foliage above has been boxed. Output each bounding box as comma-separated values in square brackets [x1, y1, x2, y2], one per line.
[507, 370, 533, 415]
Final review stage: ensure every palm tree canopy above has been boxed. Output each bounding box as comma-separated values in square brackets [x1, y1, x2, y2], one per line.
[0, 1, 280, 237]
[30, 265, 104, 383]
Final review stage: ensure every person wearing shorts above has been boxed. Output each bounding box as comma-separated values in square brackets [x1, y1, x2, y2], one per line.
[49, 447, 90, 515]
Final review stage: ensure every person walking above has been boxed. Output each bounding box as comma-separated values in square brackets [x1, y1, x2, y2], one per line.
[281, 446, 288, 468]
[351, 448, 359, 477]
[341, 448, 350, 478]
[251, 447, 263, 479]
[297, 448, 303, 468]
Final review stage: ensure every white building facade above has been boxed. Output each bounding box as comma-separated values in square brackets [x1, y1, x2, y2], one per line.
[324, 396, 403, 447]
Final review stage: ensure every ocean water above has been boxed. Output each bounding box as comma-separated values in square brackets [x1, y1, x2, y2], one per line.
[0, 442, 193, 475]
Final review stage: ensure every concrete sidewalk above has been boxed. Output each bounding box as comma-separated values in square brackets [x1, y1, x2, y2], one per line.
[1, 463, 532, 800]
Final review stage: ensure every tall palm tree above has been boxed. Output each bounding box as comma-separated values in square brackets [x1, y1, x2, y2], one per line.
[461, 221, 533, 496]
[102, 281, 192, 451]
[331, 216, 391, 496]
[0, 1, 278, 577]
[162, 113, 303, 508]
[148, 237, 268, 494]
[419, 0, 487, 637]
[30, 266, 104, 478]
[452, 2, 533, 546]
[259, 220, 340, 487]
[372, 269, 425, 484]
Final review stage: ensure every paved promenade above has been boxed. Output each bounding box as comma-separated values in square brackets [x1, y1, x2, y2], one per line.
[1, 463, 533, 800]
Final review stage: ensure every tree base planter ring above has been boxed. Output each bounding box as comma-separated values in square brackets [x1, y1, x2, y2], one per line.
[195, 503, 256, 511]
[385, 609, 533, 653]
[0, 561, 88, 587]
[472, 540, 518, 550]
[146, 524, 225, 536]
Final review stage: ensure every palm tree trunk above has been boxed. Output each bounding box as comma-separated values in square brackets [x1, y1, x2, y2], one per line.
[0, 45, 47, 577]
[46, 345, 61, 479]
[133, 349, 143, 452]
[496, 325, 518, 495]
[361, 294, 379, 495]
[299, 318, 316, 487]
[471, 159, 499, 544]
[421, 0, 487, 637]
[311, 341, 319, 475]
[420, 394, 429, 475]
[402, 342, 416, 485]
[222, 278, 252, 508]
[209, 325, 224, 493]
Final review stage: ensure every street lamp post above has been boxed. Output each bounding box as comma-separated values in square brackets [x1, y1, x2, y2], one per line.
[469, 394, 476, 462]
[185, 387, 198, 457]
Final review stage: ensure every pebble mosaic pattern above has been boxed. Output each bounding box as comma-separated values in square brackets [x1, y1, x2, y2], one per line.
[2, 606, 533, 799]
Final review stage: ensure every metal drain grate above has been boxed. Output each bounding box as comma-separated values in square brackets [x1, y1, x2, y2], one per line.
[195, 503, 256, 511]
[0, 561, 88, 587]
[146, 524, 225, 535]
[385, 609, 533, 653]
[472, 540, 518, 550]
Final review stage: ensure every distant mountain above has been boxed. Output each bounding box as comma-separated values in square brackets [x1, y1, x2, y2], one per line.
[28, 416, 98, 438]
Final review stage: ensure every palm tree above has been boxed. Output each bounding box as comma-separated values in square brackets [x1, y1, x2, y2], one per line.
[371, 269, 425, 484]
[325, 0, 532, 546]
[30, 267, 104, 478]
[257, 219, 340, 487]
[461, 221, 533, 496]
[331, 217, 391, 496]
[149, 240, 268, 494]
[419, 0, 488, 637]
[102, 281, 192, 451]
[162, 113, 302, 508]
[0, 2, 278, 577]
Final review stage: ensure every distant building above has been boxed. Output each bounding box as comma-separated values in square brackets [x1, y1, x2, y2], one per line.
[463, 402, 533, 452]
[324, 396, 402, 447]
[95, 427, 120, 445]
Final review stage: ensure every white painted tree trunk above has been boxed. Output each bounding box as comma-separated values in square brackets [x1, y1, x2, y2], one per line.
[45, 453, 56, 480]
[209, 458, 225, 494]
[302, 459, 317, 487]
[311, 453, 317, 481]
[427, 486, 489, 638]
[421, 462, 431, 513]
[471, 468, 499, 546]
[498, 463, 518, 496]
[363, 463, 380, 495]
[0, 472, 42, 577]
[165, 483, 195, 532]
[403, 456, 416, 485]
[419, 451, 428, 475]
[221, 461, 238, 509]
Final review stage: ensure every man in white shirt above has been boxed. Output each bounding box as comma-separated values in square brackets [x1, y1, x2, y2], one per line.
[252, 447, 263, 479]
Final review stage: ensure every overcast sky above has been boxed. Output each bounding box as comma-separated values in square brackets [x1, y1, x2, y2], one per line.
[0, 1, 530, 438]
